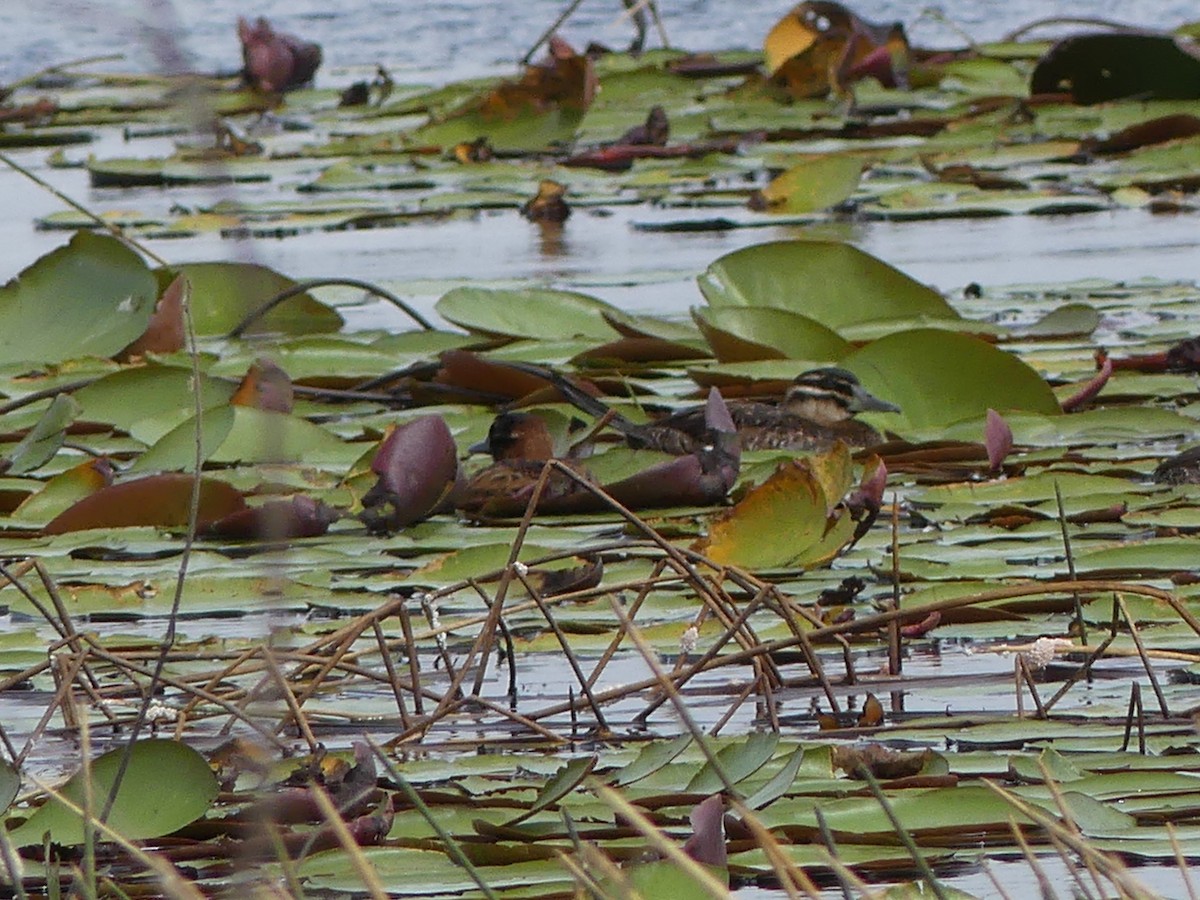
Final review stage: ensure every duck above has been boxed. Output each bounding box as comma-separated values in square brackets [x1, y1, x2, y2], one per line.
[1153, 446, 1200, 485]
[458, 392, 741, 516]
[458, 413, 596, 516]
[495, 363, 899, 454]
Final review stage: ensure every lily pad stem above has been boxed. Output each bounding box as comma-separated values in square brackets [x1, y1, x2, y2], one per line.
[227, 277, 434, 336]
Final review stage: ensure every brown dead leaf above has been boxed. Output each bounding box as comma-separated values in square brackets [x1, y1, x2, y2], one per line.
[230, 358, 295, 413]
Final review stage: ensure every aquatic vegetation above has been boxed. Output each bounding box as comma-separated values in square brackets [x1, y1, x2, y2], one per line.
[1, 5, 1200, 896]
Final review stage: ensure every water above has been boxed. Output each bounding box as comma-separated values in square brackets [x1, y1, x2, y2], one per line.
[2, 0, 1196, 85]
[3, 1, 1197, 325]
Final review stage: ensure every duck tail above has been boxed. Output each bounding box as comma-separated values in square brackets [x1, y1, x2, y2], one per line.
[495, 361, 646, 441]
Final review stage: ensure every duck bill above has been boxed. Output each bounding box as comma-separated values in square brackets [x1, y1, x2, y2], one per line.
[850, 383, 900, 414]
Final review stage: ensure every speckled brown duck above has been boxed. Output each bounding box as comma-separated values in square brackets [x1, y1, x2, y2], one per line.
[499, 364, 900, 454]
[1153, 446, 1200, 484]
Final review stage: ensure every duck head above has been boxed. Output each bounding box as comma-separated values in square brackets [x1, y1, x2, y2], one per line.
[469, 412, 556, 462]
[783, 368, 900, 424]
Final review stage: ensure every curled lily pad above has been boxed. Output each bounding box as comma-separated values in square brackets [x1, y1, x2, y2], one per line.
[699, 444, 857, 571]
[694, 306, 850, 362]
[361, 416, 460, 532]
[698, 240, 958, 332]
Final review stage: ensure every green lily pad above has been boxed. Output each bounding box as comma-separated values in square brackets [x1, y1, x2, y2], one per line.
[436, 286, 620, 341]
[2, 394, 80, 475]
[133, 405, 352, 472]
[75, 364, 235, 438]
[756, 155, 865, 213]
[154, 262, 343, 335]
[694, 306, 850, 362]
[698, 240, 959, 331]
[0, 232, 158, 366]
[8, 739, 218, 847]
[843, 329, 1062, 435]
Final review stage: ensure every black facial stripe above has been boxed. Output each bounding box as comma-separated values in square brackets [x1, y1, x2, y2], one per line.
[788, 384, 852, 408]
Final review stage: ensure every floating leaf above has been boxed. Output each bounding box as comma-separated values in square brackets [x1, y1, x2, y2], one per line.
[8, 739, 218, 847]
[417, 37, 594, 153]
[700, 445, 856, 571]
[116, 273, 187, 360]
[362, 416, 460, 531]
[687, 733, 778, 794]
[155, 261, 342, 335]
[694, 306, 850, 362]
[206, 495, 337, 540]
[753, 155, 865, 213]
[43, 474, 246, 534]
[1, 394, 80, 475]
[75, 365, 234, 438]
[516, 755, 597, 823]
[0, 231, 157, 365]
[134, 405, 350, 472]
[436, 287, 619, 341]
[1016, 302, 1100, 339]
[698, 240, 958, 332]
[614, 736, 693, 787]
[12, 457, 114, 523]
[843, 329, 1061, 436]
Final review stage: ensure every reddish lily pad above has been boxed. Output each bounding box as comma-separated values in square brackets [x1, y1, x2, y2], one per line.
[361, 416, 461, 532]
[43, 474, 246, 534]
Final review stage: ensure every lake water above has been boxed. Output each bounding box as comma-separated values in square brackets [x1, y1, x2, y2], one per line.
[4, 0, 1196, 84]
[0, 0, 1197, 325]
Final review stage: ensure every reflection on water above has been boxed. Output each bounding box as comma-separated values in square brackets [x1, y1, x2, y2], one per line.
[534, 219, 571, 259]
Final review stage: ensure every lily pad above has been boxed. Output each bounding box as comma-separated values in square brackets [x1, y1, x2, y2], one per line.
[155, 261, 343, 335]
[697, 240, 959, 332]
[694, 306, 850, 362]
[0, 232, 158, 366]
[843, 329, 1062, 435]
[8, 739, 217, 847]
[133, 405, 352, 472]
[436, 286, 620, 341]
[755, 155, 865, 213]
